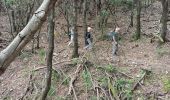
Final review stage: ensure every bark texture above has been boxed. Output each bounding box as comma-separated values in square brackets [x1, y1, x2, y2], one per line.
[41, 4, 55, 100]
[72, 0, 79, 58]
[136, 0, 141, 40]
[0, 0, 61, 75]
[160, 0, 168, 42]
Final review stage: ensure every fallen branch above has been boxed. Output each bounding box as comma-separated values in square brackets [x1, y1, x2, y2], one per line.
[117, 70, 133, 79]
[53, 59, 72, 65]
[132, 69, 151, 92]
[53, 49, 66, 57]
[34, 59, 73, 71]
[19, 74, 34, 100]
[67, 64, 83, 99]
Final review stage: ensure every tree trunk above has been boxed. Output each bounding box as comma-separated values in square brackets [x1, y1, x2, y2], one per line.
[4, 0, 15, 39]
[10, 10, 16, 35]
[72, 0, 79, 58]
[0, 0, 61, 75]
[160, 0, 168, 42]
[96, 0, 101, 14]
[41, 5, 55, 100]
[130, 0, 134, 27]
[136, 0, 141, 40]
[83, 0, 87, 46]
[36, 28, 41, 49]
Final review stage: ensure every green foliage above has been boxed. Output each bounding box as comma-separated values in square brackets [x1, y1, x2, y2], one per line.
[100, 10, 109, 17]
[125, 0, 133, 9]
[162, 77, 170, 92]
[38, 48, 46, 64]
[109, 0, 124, 6]
[98, 34, 110, 41]
[48, 86, 56, 96]
[97, 76, 108, 88]
[72, 58, 80, 65]
[96, 65, 117, 73]
[19, 51, 32, 60]
[90, 96, 97, 100]
[99, 9, 109, 31]
[131, 32, 141, 41]
[62, 76, 70, 86]
[3, 96, 12, 100]
[114, 78, 133, 99]
[105, 64, 117, 73]
[108, 77, 119, 99]
[54, 96, 66, 100]
[156, 47, 170, 57]
[4, 0, 15, 6]
[109, 0, 133, 9]
[82, 68, 92, 89]
[51, 70, 60, 82]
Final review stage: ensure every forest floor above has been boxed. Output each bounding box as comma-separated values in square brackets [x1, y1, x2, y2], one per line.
[0, 1, 170, 100]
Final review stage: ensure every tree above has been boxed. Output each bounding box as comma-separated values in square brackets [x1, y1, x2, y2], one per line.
[0, 0, 61, 75]
[136, 0, 141, 40]
[160, 0, 168, 42]
[130, 0, 134, 27]
[72, 0, 79, 58]
[41, 4, 55, 100]
[83, 0, 87, 46]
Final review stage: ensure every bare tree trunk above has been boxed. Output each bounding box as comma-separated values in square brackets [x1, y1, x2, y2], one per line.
[31, 37, 35, 53]
[160, 0, 168, 42]
[4, 0, 15, 39]
[0, 0, 61, 75]
[41, 5, 55, 100]
[130, 0, 134, 27]
[96, 0, 101, 14]
[26, 0, 36, 24]
[10, 10, 16, 34]
[83, 0, 87, 46]
[72, 0, 79, 58]
[136, 0, 141, 40]
[36, 28, 41, 49]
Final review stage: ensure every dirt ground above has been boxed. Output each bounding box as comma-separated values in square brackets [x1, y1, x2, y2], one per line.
[0, 1, 170, 100]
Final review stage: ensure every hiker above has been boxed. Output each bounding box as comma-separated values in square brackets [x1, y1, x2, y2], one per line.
[68, 27, 74, 46]
[108, 27, 120, 57]
[84, 27, 93, 49]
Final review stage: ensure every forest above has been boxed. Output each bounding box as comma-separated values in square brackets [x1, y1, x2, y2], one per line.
[0, 0, 170, 99]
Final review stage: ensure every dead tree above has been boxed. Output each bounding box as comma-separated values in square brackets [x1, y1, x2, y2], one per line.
[0, 0, 62, 75]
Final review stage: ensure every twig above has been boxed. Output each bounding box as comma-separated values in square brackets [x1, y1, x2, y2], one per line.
[132, 71, 146, 92]
[117, 70, 133, 79]
[53, 59, 72, 65]
[34, 59, 73, 71]
[34, 66, 47, 71]
[19, 74, 33, 100]
[109, 88, 114, 100]
[96, 87, 99, 100]
[53, 49, 66, 57]
[67, 64, 82, 96]
[72, 86, 78, 100]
